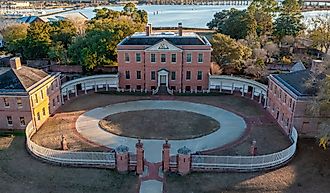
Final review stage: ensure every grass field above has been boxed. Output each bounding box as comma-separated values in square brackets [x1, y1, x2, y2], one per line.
[0, 136, 138, 193]
[166, 138, 330, 193]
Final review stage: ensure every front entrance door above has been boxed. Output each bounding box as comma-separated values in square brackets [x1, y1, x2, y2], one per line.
[160, 75, 166, 85]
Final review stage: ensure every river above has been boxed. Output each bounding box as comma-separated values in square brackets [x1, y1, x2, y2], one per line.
[11, 4, 330, 28]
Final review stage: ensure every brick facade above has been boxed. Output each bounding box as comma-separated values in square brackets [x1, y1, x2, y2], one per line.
[0, 57, 61, 130]
[267, 70, 325, 136]
[117, 24, 212, 92]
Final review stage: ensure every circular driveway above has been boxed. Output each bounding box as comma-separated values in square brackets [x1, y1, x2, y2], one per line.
[76, 100, 247, 163]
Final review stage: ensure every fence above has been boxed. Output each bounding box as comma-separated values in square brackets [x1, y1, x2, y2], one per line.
[25, 122, 116, 167]
[61, 74, 119, 99]
[191, 128, 298, 171]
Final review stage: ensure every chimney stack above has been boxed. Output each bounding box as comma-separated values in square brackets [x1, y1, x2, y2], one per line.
[146, 24, 152, 36]
[178, 22, 183, 36]
[311, 59, 324, 74]
[10, 57, 22, 70]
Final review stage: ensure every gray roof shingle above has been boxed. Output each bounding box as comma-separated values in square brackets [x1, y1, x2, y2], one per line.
[274, 70, 323, 97]
[121, 36, 206, 46]
[0, 66, 48, 94]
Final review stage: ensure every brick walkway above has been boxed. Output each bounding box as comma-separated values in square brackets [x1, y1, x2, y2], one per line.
[138, 162, 164, 193]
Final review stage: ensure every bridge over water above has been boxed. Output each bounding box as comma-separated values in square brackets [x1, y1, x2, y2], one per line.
[138, 0, 330, 8]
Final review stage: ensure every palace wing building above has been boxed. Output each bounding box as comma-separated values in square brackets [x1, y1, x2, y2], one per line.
[117, 23, 212, 94]
[0, 57, 61, 130]
[267, 62, 326, 136]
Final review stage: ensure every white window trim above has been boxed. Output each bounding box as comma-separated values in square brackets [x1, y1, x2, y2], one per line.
[186, 53, 192, 64]
[198, 53, 203, 63]
[171, 72, 176, 81]
[7, 116, 13, 126]
[186, 72, 191, 81]
[197, 71, 203, 81]
[161, 54, 166, 63]
[136, 71, 142, 80]
[20, 117, 26, 126]
[150, 54, 156, 63]
[136, 53, 142, 63]
[171, 53, 177, 64]
[124, 53, 130, 63]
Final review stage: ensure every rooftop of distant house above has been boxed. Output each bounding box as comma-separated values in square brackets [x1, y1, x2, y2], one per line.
[18, 12, 88, 24]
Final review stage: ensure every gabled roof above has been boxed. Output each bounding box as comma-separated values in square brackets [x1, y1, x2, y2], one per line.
[145, 39, 182, 51]
[18, 16, 42, 24]
[290, 61, 306, 72]
[0, 66, 48, 94]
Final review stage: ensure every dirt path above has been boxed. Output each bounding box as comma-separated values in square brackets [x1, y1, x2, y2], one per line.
[32, 93, 290, 155]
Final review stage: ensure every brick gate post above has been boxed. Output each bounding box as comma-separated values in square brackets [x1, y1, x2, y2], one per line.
[162, 140, 171, 172]
[136, 139, 144, 175]
[177, 146, 191, 175]
[115, 145, 129, 173]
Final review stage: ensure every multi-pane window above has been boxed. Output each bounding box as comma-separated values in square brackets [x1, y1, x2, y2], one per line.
[125, 71, 130, 79]
[4, 98, 9, 107]
[42, 107, 46, 116]
[186, 71, 191, 80]
[198, 53, 203, 63]
[197, 71, 203, 80]
[171, 72, 176, 80]
[161, 54, 166, 63]
[20, 117, 25, 126]
[34, 94, 38, 104]
[151, 53, 156, 63]
[136, 53, 141, 62]
[17, 97, 22, 108]
[37, 112, 41, 121]
[186, 53, 192, 63]
[7, 116, 12, 125]
[151, 71, 156, 80]
[124, 53, 130, 62]
[171, 54, 176, 63]
[136, 71, 141, 80]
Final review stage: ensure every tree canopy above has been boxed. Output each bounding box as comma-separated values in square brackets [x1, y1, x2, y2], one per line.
[273, 0, 304, 39]
[207, 8, 251, 39]
[211, 33, 252, 71]
[309, 15, 330, 54]
[68, 4, 147, 70]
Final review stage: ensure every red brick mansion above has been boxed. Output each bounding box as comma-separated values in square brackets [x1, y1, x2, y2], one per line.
[117, 23, 212, 93]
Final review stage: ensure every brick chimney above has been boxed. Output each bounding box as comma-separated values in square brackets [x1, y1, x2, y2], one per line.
[146, 24, 152, 36]
[311, 59, 324, 74]
[178, 23, 183, 36]
[10, 57, 22, 70]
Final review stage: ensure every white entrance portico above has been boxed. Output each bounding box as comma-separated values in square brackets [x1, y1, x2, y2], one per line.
[157, 69, 169, 88]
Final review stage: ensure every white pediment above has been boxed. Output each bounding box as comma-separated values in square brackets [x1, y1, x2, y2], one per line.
[158, 68, 169, 75]
[146, 39, 182, 52]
